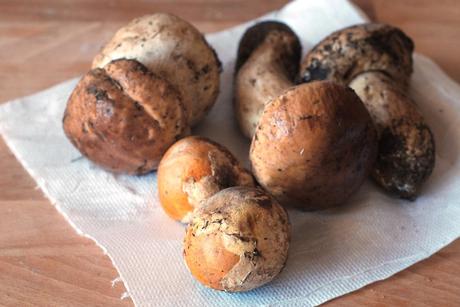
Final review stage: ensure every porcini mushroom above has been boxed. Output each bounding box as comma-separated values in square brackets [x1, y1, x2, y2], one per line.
[250, 81, 377, 210]
[183, 186, 290, 292]
[158, 136, 255, 222]
[299, 23, 435, 199]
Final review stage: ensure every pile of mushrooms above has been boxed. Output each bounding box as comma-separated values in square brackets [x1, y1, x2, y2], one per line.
[235, 21, 435, 205]
[63, 13, 222, 174]
[62, 15, 436, 293]
[235, 21, 377, 210]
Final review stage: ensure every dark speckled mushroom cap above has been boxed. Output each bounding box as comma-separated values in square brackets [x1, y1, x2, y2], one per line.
[235, 21, 302, 80]
[298, 23, 414, 86]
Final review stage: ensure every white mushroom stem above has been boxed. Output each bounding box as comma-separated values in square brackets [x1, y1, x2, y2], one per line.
[349, 71, 435, 199]
[235, 35, 294, 138]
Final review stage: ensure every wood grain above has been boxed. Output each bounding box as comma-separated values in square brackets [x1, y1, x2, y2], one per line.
[0, 1, 459, 306]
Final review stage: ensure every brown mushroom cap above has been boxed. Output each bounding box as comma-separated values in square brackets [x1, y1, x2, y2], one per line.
[184, 186, 290, 292]
[92, 13, 221, 126]
[234, 21, 301, 138]
[298, 23, 414, 87]
[63, 59, 187, 174]
[235, 21, 301, 77]
[157, 136, 255, 222]
[349, 72, 435, 199]
[250, 81, 377, 210]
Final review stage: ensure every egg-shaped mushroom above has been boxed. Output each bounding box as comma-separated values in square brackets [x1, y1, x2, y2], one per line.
[184, 186, 290, 292]
[250, 81, 377, 210]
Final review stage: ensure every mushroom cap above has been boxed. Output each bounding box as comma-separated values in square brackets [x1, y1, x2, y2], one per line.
[349, 71, 435, 199]
[158, 136, 255, 222]
[298, 23, 414, 87]
[235, 21, 301, 79]
[92, 13, 221, 126]
[184, 186, 290, 292]
[234, 21, 301, 138]
[63, 59, 187, 174]
[250, 81, 377, 210]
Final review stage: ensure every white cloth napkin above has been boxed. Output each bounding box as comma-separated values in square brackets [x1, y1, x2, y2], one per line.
[1, 0, 460, 306]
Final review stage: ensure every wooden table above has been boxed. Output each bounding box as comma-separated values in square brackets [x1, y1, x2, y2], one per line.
[1, 0, 459, 305]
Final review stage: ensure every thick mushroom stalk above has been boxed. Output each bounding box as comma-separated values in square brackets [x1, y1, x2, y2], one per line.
[349, 72, 435, 199]
[298, 23, 435, 199]
[234, 21, 301, 138]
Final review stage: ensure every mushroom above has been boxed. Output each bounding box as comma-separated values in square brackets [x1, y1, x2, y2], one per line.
[63, 59, 187, 174]
[158, 136, 255, 223]
[64, 14, 222, 174]
[183, 186, 290, 292]
[93, 13, 221, 126]
[234, 21, 301, 138]
[298, 23, 435, 199]
[250, 81, 377, 210]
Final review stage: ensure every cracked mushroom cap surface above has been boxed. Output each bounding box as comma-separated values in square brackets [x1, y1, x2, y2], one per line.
[92, 13, 221, 126]
[184, 186, 290, 292]
[63, 59, 187, 174]
[250, 81, 377, 210]
[157, 136, 255, 223]
[298, 23, 414, 87]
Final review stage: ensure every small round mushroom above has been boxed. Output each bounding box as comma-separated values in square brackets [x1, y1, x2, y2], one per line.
[234, 21, 301, 138]
[349, 72, 435, 199]
[184, 186, 290, 292]
[93, 13, 222, 126]
[250, 81, 377, 210]
[158, 136, 255, 223]
[63, 59, 187, 174]
[298, 23, 435, 199]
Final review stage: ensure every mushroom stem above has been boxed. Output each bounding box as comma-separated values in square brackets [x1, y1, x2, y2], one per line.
[234, 21, 301, 138]
[349, 71, 435, 199]
[235, 51, 293, 138]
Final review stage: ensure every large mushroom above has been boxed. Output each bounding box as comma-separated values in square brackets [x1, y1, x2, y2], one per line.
[299, 23, 435, 199]
[63, 13, 222, 174]
[250, 82, 377, 210]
